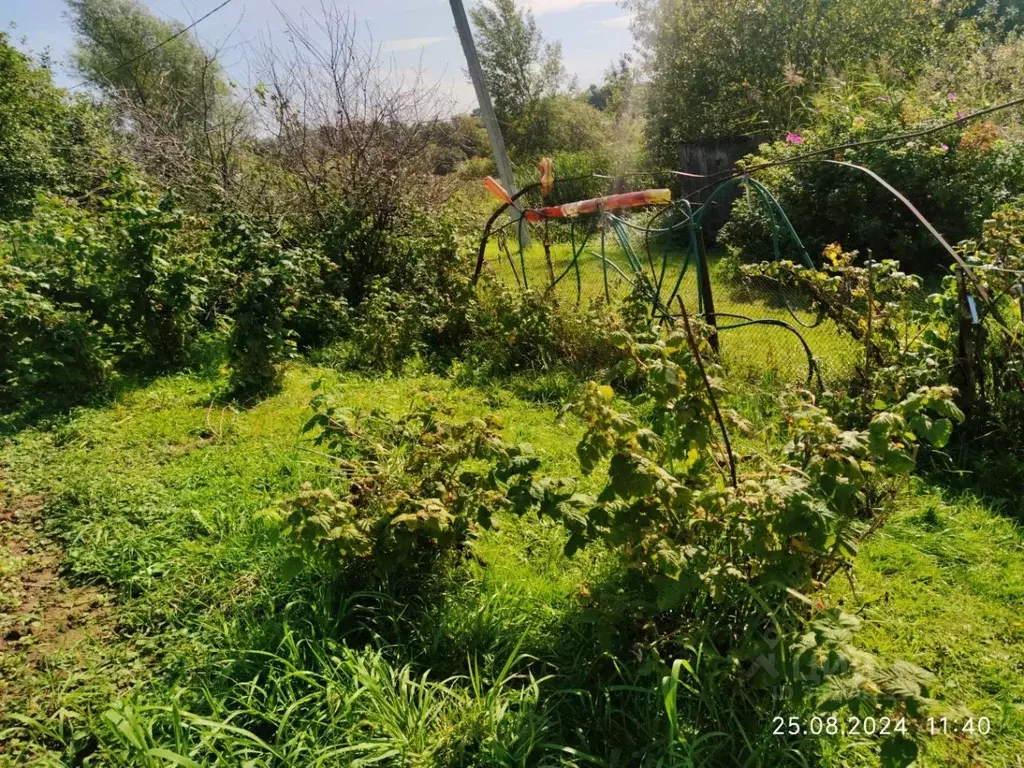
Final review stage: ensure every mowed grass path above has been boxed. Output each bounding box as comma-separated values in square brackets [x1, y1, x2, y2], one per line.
[1, 364, 1022, 765]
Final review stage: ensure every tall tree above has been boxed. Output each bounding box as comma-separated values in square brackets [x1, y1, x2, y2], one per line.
[469, 0, 568, 154]
[629, 0, 954, 165]
[67, 0, 226, 130]
[65, 0, 249, 202]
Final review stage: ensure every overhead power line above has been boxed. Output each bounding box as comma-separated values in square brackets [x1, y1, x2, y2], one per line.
[68, 0, 235, 91]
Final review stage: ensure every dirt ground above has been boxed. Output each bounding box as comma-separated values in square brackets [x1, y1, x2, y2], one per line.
[0, 494, 108, 658]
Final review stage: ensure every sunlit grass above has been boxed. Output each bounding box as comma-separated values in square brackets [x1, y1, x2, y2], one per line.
[483, 232, 861, 384]
[2, 365, 1022, 766]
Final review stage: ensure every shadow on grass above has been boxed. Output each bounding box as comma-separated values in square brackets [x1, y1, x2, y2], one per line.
[0, 337, 231, 439]
[920, 442, 1024, 521]
[188, 548, 811, 768]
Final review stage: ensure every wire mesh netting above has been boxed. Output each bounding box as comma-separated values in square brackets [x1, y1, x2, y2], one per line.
[476, 172, 872, 386]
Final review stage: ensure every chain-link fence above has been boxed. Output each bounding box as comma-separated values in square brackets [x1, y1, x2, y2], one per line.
[476, 174, 873, 387]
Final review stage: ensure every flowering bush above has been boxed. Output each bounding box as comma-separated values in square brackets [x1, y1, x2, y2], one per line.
[720, 79, 1024, 275]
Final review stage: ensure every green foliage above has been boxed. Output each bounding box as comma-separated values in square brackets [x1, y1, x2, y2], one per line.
[6, 366, 1024, 766]
[504, 323, 962, 757]
[0, 261, 110, 415]
[743, 224, 1024, 460]
[916, 23, 1024, 108]
[216, 218, 347, 400]
[0, 169, 217, 414]
[322, 204, 471, 313]
[586, 55, 635, 117]
[0, 33, 111, 220]
[463, 283, 632, 382]
[516, 98, 613, 162]
[321, 206, 477, 373]
[66, 0, 232, 133]
[720, 81, 1024, 275]
[953, 200, 1024, 449]
[633, 0, 952, 164]
[268, 393, 540, 576]
[469, 0, 567, 156]
[743, 247, 949, 403]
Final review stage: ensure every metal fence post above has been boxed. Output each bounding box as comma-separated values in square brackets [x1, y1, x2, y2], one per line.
[695, 224, 719, 353]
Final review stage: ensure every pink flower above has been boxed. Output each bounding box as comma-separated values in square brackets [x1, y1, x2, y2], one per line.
[956, 111, 966, 120]
[939, 144, 949, 152]
[785, 132, 804, 145]
[947, 92, 958, 102]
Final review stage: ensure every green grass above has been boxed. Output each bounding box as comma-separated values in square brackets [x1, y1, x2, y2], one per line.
[1, 364, 1022, 766]
[483, 233, 861, 384]
[824, 488, 1024, 767]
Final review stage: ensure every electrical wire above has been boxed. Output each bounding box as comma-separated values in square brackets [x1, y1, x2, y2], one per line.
[685, 95, 1024, 199]
[67, 0, 235, 91]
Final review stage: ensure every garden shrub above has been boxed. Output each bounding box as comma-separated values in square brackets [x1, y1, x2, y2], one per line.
[215, 217, 347, 400]
[720, 79, 1024, 275]
[317, 204, 473, 309]
[743, 220, 1024, 499]
[743, 248, 946, 403]
[0, 32, 112, 221]
[0, 169, 218, 413]
[268, 392, 540, 576]
[463, 282, 633, 382]
[324, 205, 497, 374]
[277, 316, 965, 763]
[507, 323, 963, 761]
[951, 198, 1024, 445]
[0, 261, 110, 415]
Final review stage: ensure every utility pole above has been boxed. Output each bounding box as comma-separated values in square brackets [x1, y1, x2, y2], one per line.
[449, 0, 528, 245]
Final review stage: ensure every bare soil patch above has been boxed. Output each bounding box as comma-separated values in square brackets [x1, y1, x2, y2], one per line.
[0, 484, 112, 696]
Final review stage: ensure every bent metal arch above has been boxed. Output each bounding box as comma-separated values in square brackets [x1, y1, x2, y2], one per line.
[474, 170, 824, 385]
[473, 163, 1017, 389]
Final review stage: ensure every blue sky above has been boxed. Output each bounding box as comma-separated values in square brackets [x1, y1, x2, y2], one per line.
[4, 0, 634, 111]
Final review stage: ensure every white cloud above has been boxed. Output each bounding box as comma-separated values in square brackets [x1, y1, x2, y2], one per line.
[597, 13, 632, 28]
[521, 0, 621, 15]
[383, 36, 448, 52]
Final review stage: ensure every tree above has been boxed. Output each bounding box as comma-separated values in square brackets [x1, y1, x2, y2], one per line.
[66, 0, 226, 127]
[586, 55, 635, 116]
[65, 0, 251, 204]
[629, 0, 953, 166]
[0, 32, 110, 219]
[469, 0, 568, 155]
[961, 0, 1024, 33]
[251, 5, 451, 226]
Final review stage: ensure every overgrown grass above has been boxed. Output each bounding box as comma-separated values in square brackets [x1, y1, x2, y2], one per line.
[483, 234, 860, 384]
[1, 364, 1022, 766]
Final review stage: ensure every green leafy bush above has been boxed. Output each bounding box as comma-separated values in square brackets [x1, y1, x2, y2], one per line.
[215, 218, 347, 400]
[0, 170, 217, 413]
[456, 281, 652, 391]
[267, 392, 540, 576]
[315, 205, 479, 373]
[0, 33, 112, 220]
[721, 81, 1024, 275]
[636, 0, 953, 164]
[743, 222, 1024, 450]
[506, 322, 962, 759]
[0, 261, 110, 415]
[743, 247, 948, 404]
